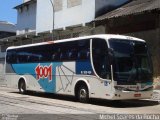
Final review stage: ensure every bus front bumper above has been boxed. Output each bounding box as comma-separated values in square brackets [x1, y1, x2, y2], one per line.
[111, 90, 153, 100]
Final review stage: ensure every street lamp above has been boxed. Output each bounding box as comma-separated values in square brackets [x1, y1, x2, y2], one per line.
[49, 0, 54, 41]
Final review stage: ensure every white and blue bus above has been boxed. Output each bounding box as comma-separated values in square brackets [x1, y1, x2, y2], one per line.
[5, 34, 153, 102]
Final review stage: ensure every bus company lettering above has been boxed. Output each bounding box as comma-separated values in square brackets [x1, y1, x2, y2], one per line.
[35, 64, 52, 81]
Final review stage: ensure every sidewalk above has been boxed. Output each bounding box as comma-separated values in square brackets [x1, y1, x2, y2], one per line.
[0, 80, 7, 87]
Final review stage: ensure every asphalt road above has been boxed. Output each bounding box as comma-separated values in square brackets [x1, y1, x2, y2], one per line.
[0, 87, 160, 120]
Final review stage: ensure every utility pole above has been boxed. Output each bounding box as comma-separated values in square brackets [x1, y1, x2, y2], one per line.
[49, 0, 54, 41]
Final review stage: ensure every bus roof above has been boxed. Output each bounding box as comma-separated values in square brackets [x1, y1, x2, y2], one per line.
[6, 34, 145, 50]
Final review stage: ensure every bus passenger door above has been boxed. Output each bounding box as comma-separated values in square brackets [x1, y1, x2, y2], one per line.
[91, 38, 112, 97]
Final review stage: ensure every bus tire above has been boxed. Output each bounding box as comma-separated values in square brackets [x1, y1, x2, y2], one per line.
[18, 79, 26, 94]
[77, 85, 89, 103]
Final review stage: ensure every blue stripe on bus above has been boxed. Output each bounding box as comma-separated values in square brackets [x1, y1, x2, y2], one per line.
[76, 61, 93, 75]
[12, 62, 62, 93]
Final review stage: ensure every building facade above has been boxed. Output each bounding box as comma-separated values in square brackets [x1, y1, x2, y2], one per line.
[15, 0, 37, 35]
[15, 0, 129, 34]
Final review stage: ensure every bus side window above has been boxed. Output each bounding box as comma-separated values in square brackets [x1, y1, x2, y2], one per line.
[52, 40, 90, 61]
[6, 50, 17, 64]
[77, 40, 90, 60]
[60, 51, 68, 60]
[17, 54, 27, 63]
[68, 49, 78, 60]
[52, 47, 61, 61]
[78, 49, 89, 60]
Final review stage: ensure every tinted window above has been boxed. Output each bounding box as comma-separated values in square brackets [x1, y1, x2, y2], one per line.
[6, 39, 90, 64]
[6, 50, 17, 64]
[109, 39, 153, 84]
[52, 40, 90, 61]
[92, 38, 111, 79]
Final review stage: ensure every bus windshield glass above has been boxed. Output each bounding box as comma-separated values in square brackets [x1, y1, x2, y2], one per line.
[109, 39, 153, 85]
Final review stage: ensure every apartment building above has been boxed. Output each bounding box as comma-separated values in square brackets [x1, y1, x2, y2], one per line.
[15, 0, 129, 34]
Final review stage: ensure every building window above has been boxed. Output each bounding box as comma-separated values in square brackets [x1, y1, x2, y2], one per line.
[24, 5, 29, 11]
[54, 0, 62, 11]
[67, 0, 82, 8]
[18, 7, 23, 13]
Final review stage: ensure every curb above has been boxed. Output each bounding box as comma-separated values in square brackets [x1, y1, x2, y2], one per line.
[0, 84, 7, 87]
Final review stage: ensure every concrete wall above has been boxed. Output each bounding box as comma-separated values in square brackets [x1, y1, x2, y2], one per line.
[36, 0, 54, 33]
[0, 52, 5, 59]
[16, 2, 37, 35]
[0, 59, 5, 86]
[36, 0, 95, 33]
[54, 0, 95, 29]
[36, 0, 130, 33]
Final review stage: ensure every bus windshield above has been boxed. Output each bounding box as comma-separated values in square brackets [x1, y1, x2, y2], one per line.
[109, 39, 153, 85]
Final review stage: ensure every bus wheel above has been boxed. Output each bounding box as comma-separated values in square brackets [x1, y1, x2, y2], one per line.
[18, 80, 26, 94]
[77, 85, 89, 103]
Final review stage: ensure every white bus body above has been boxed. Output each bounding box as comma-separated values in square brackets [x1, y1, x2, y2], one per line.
[5, 34, 153, 102]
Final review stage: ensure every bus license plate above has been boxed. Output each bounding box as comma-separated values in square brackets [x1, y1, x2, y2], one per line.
[134, 94, 141, 97]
